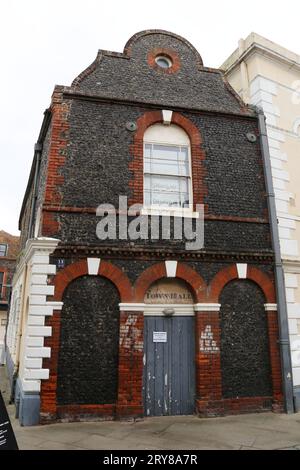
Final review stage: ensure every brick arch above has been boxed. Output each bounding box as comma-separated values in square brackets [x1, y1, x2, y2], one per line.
[52, 259, 133, 302]
[133, 261, 207, 302]
[129, 110, 206, 210]
[207, 265, 276, 303]
[133, 110, 202, 144]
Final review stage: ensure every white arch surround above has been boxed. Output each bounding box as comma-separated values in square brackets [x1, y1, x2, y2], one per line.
[144, 123, 190, 145]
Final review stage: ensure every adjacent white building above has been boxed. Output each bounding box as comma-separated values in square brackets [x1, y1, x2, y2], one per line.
[221, 33, 300, 408]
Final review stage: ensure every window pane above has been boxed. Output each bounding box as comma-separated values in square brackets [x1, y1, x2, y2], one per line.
[145, 157, 179, 175]
[144, 144, 152, 158]
[144, 144, 190, 177]
[144, 175, 190, 208]
[144, 142, 191, 209]
[150, 175, 180, 193]
[144, 190, 151, 206]
[144, 175, 151, 190]
[179, 178, 189, 193]
[151, 192, 181, 207]
[177, 160, 189, 176]
[152, 144, 179, 161]
[179, 147, 188, 162]
[180, 178, 190, 207]
[181, 193, 190, 207]
[144, 190, 181, 207]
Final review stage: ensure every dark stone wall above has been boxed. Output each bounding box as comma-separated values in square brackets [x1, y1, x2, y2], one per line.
[62, 101, 265, 217]
[57, 275, 120, 405]
[62, 101, 136, 208]
[220, 279, 272, 398]
[114, 259, 155, 284]
[185, 113, 266, 219]
[54, 211, 271, 252]
[47, 99, 272, 254]
[19, 189, 33, 250]
[75, 32, 247, 115]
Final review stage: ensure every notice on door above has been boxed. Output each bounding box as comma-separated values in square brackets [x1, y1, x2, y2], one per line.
[153, 331, 167, 343]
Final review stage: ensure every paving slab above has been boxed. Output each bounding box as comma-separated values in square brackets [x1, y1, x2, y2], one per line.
[36, 440, 87, 450]
[7, 411, 300, 450]
[1, 366, 300, 450]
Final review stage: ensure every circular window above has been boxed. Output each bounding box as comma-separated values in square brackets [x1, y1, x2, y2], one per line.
[155, 55, 172, 69]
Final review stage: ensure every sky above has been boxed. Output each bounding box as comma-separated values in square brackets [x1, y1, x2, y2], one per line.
[1, 0, 300, 235]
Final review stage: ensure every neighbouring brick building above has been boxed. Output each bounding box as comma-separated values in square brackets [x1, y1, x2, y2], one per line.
[0, 230, 20, 364]
[6, 30, 288, 425]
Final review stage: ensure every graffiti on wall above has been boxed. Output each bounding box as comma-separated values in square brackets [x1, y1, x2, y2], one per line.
[200, 325, 219, 354]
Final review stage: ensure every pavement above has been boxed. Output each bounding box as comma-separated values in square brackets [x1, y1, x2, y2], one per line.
[1, 366, 300, 450]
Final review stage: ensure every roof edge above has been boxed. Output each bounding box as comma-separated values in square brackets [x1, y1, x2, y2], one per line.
[18, 108, 52, 230]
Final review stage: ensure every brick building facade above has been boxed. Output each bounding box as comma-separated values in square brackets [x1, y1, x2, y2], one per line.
[7, 30, 286, 425]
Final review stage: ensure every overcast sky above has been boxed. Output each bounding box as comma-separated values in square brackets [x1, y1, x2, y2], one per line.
[1, 0, 299, 235]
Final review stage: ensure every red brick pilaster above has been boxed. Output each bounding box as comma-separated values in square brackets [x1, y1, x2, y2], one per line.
[116, 311, 144, 418]
[40, 308, 61, 422]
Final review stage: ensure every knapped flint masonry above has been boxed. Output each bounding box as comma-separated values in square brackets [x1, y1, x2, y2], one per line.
[6, 30, 289, 425]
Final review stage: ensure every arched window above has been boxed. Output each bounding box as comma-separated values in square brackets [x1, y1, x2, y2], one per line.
[143, 124, 192, 212]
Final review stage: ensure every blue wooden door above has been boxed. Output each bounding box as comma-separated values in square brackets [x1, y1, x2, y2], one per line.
[143, 316, 195, 416]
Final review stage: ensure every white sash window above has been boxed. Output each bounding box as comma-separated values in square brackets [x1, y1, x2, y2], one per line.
[143, 124, 192, 212]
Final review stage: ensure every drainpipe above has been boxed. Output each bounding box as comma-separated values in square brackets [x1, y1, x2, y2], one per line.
[257, 108, 295, 413]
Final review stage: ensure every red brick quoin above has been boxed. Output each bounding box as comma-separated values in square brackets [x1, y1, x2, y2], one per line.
[129, 110, 207, 212]
[41, 86, 70, 238]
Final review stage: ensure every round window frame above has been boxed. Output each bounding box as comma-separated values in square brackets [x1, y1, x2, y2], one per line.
[148, 48, 181, 74]
[155, 55, 173, 69]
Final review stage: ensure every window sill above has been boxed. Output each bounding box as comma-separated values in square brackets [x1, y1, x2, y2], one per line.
[140, 207, 199, 219]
